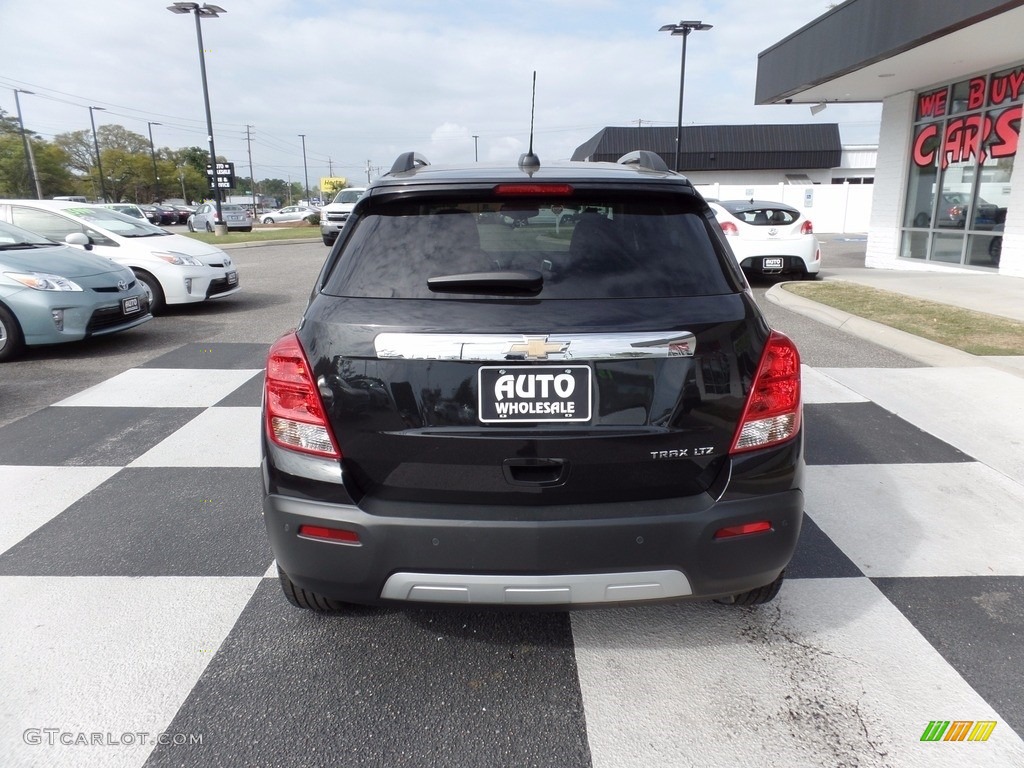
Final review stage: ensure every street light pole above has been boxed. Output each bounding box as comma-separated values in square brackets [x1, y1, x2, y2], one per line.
[147, 121, 162, 202]
[473, 134, 479, 162]
[168, 3, 227, 233]
[13, 89, 43, 199]
[659, 20, 712, 172]
[88, 105, 107, 202]
[299, 134, 309, 205]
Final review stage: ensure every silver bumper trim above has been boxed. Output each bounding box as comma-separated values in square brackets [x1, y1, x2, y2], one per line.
[380, 569, 692, 605]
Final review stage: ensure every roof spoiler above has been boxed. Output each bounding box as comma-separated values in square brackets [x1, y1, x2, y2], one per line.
[389, 152, 430, 175]
[616, 150, 671, 173]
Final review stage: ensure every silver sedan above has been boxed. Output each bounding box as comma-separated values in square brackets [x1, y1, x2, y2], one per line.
[260, 205, 319, 225]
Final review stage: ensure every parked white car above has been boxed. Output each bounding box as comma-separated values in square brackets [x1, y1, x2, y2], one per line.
[708, 200, 821, 279]
[0, 200, 240, 313]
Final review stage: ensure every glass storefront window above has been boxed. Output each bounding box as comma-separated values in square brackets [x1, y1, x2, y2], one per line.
[906, 128, 939, 228]
[900, 230, 929, 260]
[966, 232, 1002, 267]
[901, 65, 1020, 270]
[931, 232, 966, 264]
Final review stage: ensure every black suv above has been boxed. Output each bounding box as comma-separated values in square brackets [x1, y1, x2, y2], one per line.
[261, 150, 804, 611]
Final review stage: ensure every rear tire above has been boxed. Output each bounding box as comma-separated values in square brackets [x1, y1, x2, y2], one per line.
[0, 304, 26, 363]
[720, 570, 785, 606]
[135, 271, 165, 315]
[278, 565, 358, 613]
[322, 236, 336, 246]
[802, 269, 820, 281]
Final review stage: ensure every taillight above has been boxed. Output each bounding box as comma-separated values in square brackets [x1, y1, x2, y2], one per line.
[800, 220, 813, 235]
[493, 183, 574, 196]
[730, 331, 801, 454]
[264, 332, 340, 458]
[719, 221, 738, 236]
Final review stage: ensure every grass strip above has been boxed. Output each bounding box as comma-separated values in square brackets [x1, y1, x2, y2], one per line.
[782, 281, 1024, 356]
[183, 227, 321, 245]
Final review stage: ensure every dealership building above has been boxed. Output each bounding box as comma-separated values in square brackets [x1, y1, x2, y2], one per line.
[756, 0, 1023, 276]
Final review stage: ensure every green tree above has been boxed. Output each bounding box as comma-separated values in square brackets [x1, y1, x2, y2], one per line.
[0, 109, 74, 198]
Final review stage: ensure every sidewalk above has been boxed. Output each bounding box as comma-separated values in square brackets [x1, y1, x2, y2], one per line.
[766, 264, 1024, 376]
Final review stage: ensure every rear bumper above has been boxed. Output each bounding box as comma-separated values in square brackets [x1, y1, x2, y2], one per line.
[262, 486, 803, 607]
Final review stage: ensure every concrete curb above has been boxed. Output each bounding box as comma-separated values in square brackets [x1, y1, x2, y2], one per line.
[765, 281, 1024, 378]
[217, 237, 321, 250]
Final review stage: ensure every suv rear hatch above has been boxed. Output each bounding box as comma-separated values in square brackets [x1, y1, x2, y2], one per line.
[300, 185, 767, 514]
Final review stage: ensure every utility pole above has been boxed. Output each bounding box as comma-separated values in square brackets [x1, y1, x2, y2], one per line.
[13, 89, 42, 198]
[299, 134, 309, 205]
[472, 134, 479, 162]
[246, 124, 256, 213]
[328, 156, 334, 175]
[366, 159, 372, 185]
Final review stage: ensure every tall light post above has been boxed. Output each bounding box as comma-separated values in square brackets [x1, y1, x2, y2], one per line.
[88, 105, 107, 202]
[472, 134, 479, 162]
[659, 20, 712, 172]
[167, 2, 226, 233]
[299, 134, 309, 204]
[12, 89, 43, 199]
[147, 121, 162, 202]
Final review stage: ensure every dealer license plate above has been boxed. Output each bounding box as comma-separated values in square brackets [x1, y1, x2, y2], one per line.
[478, 365, 591, 423]
[121, 296, 141, 315]
[226, 270, 238, 285]
[762, 258, 784, 270]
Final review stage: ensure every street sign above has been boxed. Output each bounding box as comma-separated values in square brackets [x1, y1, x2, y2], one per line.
[206, 162, 235, 191]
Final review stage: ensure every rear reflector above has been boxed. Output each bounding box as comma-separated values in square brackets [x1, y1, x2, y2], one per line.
[714, 521, 772, 539]
[297, 524, 361, 545]
[264, 333, 340, 458]
[493, 183, 574, 196]
[730, 331, 801, 453]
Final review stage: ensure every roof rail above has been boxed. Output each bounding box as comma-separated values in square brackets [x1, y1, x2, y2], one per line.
[616, 150, 671, 173]
[389, 152, 430, 174]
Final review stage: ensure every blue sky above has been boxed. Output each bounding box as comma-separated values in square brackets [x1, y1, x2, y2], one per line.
[0, 0, 882, 187]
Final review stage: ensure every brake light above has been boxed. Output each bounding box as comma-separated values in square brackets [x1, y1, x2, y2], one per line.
[719, 221, 739, 237]
[493, 183, 574, 196]
[800, 220, 814, 235]
[730, 331, 801, 454]
[264, 332, 340, 458]
[298, 524, 361, 545]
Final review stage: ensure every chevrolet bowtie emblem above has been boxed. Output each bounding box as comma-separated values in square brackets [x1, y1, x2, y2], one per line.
[506, 335, 570, 360]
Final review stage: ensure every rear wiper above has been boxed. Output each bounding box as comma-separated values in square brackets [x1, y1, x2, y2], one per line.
[427, 269, 543, 295]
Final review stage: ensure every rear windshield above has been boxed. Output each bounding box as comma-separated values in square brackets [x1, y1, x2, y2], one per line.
[719, 202, 800, 226]
[322, 193, 733, 299]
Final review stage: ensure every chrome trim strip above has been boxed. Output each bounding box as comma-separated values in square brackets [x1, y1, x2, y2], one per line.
[374, 332, 696, 361]
[380, 569, 692, 604]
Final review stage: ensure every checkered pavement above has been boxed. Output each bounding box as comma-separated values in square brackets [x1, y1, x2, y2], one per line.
[2, 343, 1022, 768]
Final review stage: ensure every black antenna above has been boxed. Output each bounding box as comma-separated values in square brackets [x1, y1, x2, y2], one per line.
[519, 71, 540, 171]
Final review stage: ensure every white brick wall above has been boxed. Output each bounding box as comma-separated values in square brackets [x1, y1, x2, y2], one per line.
[866, 93, 915, 269]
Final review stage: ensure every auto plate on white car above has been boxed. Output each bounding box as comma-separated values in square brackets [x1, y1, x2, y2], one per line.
[762, 258, 784, 270]
[478, 365, 591, 423]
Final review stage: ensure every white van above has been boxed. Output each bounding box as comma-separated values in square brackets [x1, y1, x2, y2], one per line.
[0, 200, 239, 313]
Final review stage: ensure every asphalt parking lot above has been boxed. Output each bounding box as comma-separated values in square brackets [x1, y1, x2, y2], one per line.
[3, 234, 1024, 767]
